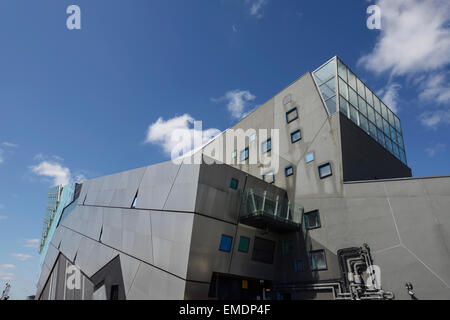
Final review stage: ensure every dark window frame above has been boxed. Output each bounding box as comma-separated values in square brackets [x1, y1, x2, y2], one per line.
[240, 147, 249, 161]
[262, 138, 272, 154]
[230, 178, 239, 190]
[286, 107, 299, 123]
[304, 210, 321, 230]
[252, 237, 276, 264]
[290, 130, 302, 143]
[309, 249, 328, 271]
[318, 163, 332, 179]
[285, 166, 294, 177]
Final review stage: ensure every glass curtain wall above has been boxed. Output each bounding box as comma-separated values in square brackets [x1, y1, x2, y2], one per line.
[313, 57, 407, 165]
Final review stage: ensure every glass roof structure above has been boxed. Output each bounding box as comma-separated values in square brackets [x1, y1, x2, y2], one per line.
[313, 57, 407, 165]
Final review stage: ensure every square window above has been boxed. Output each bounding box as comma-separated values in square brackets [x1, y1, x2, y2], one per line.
[262, 138, 272, 153]
[290, 130, 301, 143]
[238, 236, 250, 253]
[252, 237, 276, 264]
[219, 235, 233, 252]
[230, 178, 239, 190]
[231, 150, 237, 159]
[285, 166, 294, 177]
[250, 134, 256, 142]
[310, 250, 327, 271]
[304, 210, 321, 230]
[286, 108, 298, 123]
[306, 152, 315, 163]
[294, 260, 305, 272]
[240, 147, 249, 161]
[318, 163, 332, 179]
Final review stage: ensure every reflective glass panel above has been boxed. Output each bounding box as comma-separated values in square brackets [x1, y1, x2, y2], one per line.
[359, 115, 369, 133]
[350, 104, 359, 125]
[349, 87, 358, 107]
[348, 70, 357, 90]
[358, 96, 367, 117]
[365, 87, 373, 106]
[339, 78, 348, 100]
[339, 96, 350, 118]
[357, 78, 365, 98]
[338, 59, 347, 82]
[325, 96, 337, 114]
[319, 77, 336, 100]
[314, 60, 336, 85]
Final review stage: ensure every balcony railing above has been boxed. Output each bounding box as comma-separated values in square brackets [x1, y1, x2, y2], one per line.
[239, 188, 303, 232]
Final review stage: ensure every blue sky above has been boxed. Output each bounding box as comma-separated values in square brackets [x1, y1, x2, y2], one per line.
[0, 0, 449, 299]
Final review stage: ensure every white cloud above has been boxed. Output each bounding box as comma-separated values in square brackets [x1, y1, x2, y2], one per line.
[0, 149, 4, 164]
[145, 114, 221, 157]
[359, 0, 450, 76]
[11, 253, 32, 261]
[0, 264, 15, 269]
[212, 89, 256, 119]
[419, 72, 450, 105]
[0, 215, 7, 220]
[420, 110, 450, 129]
[24, 239, 40, 248]
[248, 0, 268, 18]
[2, 142, 18, 148]
[425, 143, 447, 157]
[30, 161, 71, 186]
[378, 83, 401, 113]
[359, 0, 450, 127]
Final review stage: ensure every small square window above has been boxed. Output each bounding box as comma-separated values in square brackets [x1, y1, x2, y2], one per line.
[310, 250, 327, 271]
[230, 178, 239, 190]
[219, 235, 233, 252]
[305, 152, 314, 163]
[318, 163, 332, 179]
[304, 210, 321, 230]
[231, 150, 237, 159]
[294, 259, 305, 272]
[285, 166, 294, 177]
[262, 138, 271, 153]
[286, 108, 299, 123]
[238, 236, 250, 253]
[263, 172, 275, 184]
[290, 130, 301, 143]
[250, 134, 256, 142]
[240, 148, 249, 161]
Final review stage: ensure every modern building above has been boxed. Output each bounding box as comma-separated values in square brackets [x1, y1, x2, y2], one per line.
[36, 57, 450, 300]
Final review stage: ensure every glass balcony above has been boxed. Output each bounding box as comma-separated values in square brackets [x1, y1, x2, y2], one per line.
[239, 188, 303, 233]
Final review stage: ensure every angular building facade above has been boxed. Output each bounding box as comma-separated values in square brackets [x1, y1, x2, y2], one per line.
[36, 57, 450, 300]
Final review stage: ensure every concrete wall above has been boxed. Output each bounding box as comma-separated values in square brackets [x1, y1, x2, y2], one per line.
[297, 176, 450, 299]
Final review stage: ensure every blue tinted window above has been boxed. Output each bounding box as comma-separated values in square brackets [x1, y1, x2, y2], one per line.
[306, 152, 314, 163]
[240, 147, 249, 161]
[219, 235, 233, 252]
[285, 166, 294, 177]
[291, 130, 301, 143]
[262, 138, 271, 153]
